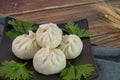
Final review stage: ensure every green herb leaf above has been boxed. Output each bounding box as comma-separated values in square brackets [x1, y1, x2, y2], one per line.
[60, 62, 94, 80]
[60, 66, 76, 80]
[6, 19, 37, 39]
[23, 20, 37, 32]
[0, 60, 33, 80]
[64, 21, 94, 38]
[6, 29, 23, 39]
[76, 64, 94, 79]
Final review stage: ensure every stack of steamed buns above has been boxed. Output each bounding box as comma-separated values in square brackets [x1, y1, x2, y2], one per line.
[12, 23, 83, 75]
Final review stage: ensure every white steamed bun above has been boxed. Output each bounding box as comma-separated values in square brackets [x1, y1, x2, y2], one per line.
[59, 35, 83, 59]
[12, 31, 40, 60]
[33, 48, 66, 75]
[36, 23, 62, 48]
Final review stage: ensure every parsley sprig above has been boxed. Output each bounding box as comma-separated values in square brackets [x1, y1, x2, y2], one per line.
[6, 19, 37, 39]
[0, 60, 33, 80]
[60, 62, 94, 80]
[63, 21, 94, 38]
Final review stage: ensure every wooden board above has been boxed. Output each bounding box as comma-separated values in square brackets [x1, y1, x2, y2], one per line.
[0, 17, 98, 80]
[0, 0, 120, 47]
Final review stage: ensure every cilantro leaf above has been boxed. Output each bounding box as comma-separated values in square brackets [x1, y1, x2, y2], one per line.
[60, 66, 76, 80]
[60, 62, 94, 80]
[6, 29, 23, 39]
[23, 20, 37, 32]
[0, 60, 33, 80]
[8, 19, 25, 33]
[63, 21, 94, 38]
[76, 64, 94, 79]
[6, 19, 37, 39]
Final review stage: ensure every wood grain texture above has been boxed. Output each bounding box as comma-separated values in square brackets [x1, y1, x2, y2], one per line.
[0, 0, 99, 15]
[0, 0, 120, 48]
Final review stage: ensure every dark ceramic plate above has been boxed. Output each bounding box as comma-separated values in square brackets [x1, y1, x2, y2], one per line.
[0, 17, 99, 80]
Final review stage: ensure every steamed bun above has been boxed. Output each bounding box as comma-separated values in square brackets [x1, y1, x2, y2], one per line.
[33, 48, 66, 75]
[36, 23, 62, 48]
[59, 35, 83, 59]
[12, 31, 40, 60]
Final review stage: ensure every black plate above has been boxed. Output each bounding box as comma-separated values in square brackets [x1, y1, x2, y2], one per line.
[0, 17, 99, 80]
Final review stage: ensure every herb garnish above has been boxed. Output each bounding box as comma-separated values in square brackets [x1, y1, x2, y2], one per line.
[63, 21, 93, 38]
[0, 60, 33, 80]
[6, 19, 37, 39]
[60, 62, 94, 80]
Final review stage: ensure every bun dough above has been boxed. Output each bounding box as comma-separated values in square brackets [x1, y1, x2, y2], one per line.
[59, 35, 83, 59]
[33, 48, 66, 75]
[12, 31, 40, 60]
[36, 23, 62, 48]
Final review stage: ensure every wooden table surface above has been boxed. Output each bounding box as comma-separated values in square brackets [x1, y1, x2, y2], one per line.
[0, 0, 120, 48]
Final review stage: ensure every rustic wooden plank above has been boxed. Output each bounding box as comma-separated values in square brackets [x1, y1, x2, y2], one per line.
[10, 1, 103, 24]
[0, 0, 119, 48]
[0, 0, 99, 15]
[11, 4, 98, 23]
[11, 0, 120, 48]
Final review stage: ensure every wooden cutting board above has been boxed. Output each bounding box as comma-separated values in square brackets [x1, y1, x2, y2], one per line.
[0, 17, 99, 80]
